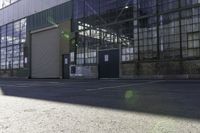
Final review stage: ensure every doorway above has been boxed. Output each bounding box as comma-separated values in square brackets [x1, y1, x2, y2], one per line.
[62, 54, 70, 79]
[99, 49, 119, 78]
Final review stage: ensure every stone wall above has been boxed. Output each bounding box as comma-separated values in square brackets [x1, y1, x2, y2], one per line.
[120, 60, 200, 79]
[0, 69, 29, 78]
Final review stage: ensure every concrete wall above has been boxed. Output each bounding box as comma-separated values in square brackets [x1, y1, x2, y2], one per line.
[0, 69, 28, 78]
[0, 0, 70, 26]
[120, 60, 200, 79]
[70, 65, 98, 79]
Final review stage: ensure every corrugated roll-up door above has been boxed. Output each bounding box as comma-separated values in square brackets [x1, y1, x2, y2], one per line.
[31, 28, 60, 78]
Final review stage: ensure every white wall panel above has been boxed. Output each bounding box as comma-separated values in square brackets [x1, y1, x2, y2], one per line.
[0, 0, 70, 26]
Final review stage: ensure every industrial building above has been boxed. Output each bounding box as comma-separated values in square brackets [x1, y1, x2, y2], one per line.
[1, 0, 200, 79]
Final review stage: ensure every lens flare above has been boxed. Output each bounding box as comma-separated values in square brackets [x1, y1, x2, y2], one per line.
[47, 17, 58, 27]
[124, 89, 138, 108]
[61, 30, 71, 40]
[125, 90, 134, 99]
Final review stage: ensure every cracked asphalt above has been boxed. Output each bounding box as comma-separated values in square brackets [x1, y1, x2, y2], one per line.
[0, 79, 200, 133]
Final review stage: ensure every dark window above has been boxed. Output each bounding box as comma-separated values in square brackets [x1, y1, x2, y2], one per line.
[72, 0, 200, 65]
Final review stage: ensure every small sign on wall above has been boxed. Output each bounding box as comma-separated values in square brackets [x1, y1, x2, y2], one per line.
[71, 66, 76, 74]
[65, 58, 68, 65]
[70, 52, 75, 62]
[25, 57, 28, 64]
[104, 55, 109, 62]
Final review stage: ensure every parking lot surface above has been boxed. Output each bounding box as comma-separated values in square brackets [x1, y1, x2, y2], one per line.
[0, 79, 200, 133]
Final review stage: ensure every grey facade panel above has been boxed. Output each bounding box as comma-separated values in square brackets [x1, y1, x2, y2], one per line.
[31, 28, 60, 78]
[27, 1, 72, 31]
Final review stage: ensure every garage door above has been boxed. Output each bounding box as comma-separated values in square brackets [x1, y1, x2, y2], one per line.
[31, 28, 60, 78]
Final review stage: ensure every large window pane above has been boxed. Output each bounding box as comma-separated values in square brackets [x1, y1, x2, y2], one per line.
[13, 21, 20, 45]
[21, 18, 27, 43]
[1, 48, 6, 69]
[159, 12, 181, 59]
[181, 7, 200, 58]
[7, 23, 13, 46]
[181, 0, 200, 7]
[139, 16, 157, 60]
[0, 26, 6, 48]
[158, 0, 178, 13]
[0, 18, 26, 70]
[6, 46, 13, 69]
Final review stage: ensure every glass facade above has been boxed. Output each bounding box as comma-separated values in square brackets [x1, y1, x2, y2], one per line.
[0, 0, 19, 9]
[72, 0, 200, 65]
[0, 18, 26, 70]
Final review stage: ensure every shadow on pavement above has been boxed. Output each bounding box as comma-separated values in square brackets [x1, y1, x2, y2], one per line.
[1, 79, 200, 120]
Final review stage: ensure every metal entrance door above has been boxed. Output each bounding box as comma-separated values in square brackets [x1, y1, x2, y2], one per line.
[31, 28, 59, 78]
[63, 54, 70, 79]
[99, 49, 119, 78]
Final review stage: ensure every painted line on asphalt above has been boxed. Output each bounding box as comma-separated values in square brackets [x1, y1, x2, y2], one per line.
[85, 80, 163, 92]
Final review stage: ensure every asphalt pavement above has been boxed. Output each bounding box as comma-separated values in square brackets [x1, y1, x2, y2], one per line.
[0, 79, 200, 133]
